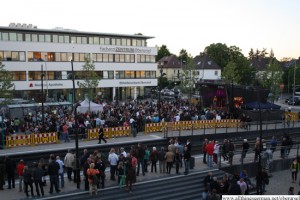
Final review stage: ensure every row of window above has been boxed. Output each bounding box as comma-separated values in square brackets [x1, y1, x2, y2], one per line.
[0, 51, 155, 63]
[10, 70, 157, 81]
[0, 31, 146, 46]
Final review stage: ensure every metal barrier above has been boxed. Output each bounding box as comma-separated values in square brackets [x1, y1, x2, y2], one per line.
[87, 126, 131, 140]
[5, 132, 59, 148]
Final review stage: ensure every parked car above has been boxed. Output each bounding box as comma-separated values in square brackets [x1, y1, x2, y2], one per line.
[285, 96, 293, 104]
[288, 97, 300, 105]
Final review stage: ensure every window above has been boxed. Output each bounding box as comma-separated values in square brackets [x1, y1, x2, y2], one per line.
[9, 33, 17, 41]
[17, 33, 23, 41]
[116, 38, 121, 45]
[79, 53, 85, 61]
[126, 39, 131, 46]
[94, 37, 99, 44]
[100, 37, 105, 45]
[73, 53, 80, 62]
[25, 34, 31, 42]
[125, 54, 131, 63]
[3, 51, 11, 61]
[108, 54, 114, 62]
[111, 38, 116, 45]
[12, 71, 26, 81]
[76, 37, 82, 44]
[55, 53, 61, 61]
[2, 32, 8, 41]
[108, 71, 114, 79]
[32, 34, 38, 42]
[11, 52, 19, 61]
[39, 34, 45, 42]
[71, 36, 76, 44]
[97, 54, 102, 62]
[28, 71, 42, 80]
[150, 71, 156, 78]
[82, 37, 87, 44]
[120, 54, 125, 62]
[52, 35, 58, 43]
[45, 34, 51, 43]
[61, 53, 67, 61]
[145, 71, 150, 78]
[47, 52, 55, 61]
[137, 39, 142, 46]
[64, 35, 69, 43]
[67, 53, 73, 62]
[136, 71, 141, 78]
[103, 54, 108, 62]
[89, 37, 93, 44]
[0, 52, 3, 60]
[121, 38, 126, 46]
[132, 39, 136, 46]
[104, 37, 110, 45]
[115, 54, 120, 62]
[214, 71, 218, 76]
[59, 35, 64, 43]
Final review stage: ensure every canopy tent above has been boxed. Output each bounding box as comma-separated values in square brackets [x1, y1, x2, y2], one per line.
[243, 101, 281, 110]
[77, 100, 103, 113]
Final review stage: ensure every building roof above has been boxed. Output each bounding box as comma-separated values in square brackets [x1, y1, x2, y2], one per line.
[0, 23, 154, 39]
[193, 55, 221, 70]
[157, 55, 182, 69]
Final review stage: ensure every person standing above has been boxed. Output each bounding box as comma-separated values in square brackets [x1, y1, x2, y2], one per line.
[254, 138, 261, 162]
[98, 125, 107, 144]
[32, 162, 44, 197]
[48, 155, 60, 194]
[87, 163, 99, 196]
[290, 159, 300, 183]
[5, 156, 16, 189]
[203, 138, 208, 164]
[17, 159, 25, 192]
[56, 156, 64, 188]
[136, 143, 145, 176]
[228, 140, 235, 165]
[206, 141, 214, 168]
[183, 146, 191, 175]
[125, 153, 134, 193]
[23, 165, 34, 197]
[95, 156, 106, 189]
[144, 145, 150, 173]
[108, 148, 118, 181]
[62, 123, 70, 142]
[64, 149, 75, 181]
[158, 147, 166, 173]
[0, 159, 6, 190]
[175, 148, 182, 174]
[241, 139, 249, 162]
[222, 139, 229, 161]
[150, 147, 158, 173]
[165, 148, 174, 174]
[213, 141, 220, 165]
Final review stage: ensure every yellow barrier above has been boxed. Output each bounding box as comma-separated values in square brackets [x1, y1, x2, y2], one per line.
[87, 127, 130, 140]
[285, 112, 299, 122]
[6, 132, 59, 148]
[145, 123, 166, 134]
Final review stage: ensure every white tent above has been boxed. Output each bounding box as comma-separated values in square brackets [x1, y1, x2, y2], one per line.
[77, 100, 103, 113]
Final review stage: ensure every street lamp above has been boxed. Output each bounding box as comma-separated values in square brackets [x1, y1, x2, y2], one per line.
[40, 64, 45, 126]
[71, 59, 80, 189]
[44, 55, 49, 101]
[158, 65, 163, 122]
[292, 60, 297, 106]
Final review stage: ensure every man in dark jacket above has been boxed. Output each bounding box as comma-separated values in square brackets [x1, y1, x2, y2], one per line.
[241, 139, 250, 161]
[48, 155, 60, 194]
[32, 162, 44, 196]
[0, 158, 5, 190]
[5, 156, 16, 189]
[183, 146, 191, 175]
[136, 143, 145, 176]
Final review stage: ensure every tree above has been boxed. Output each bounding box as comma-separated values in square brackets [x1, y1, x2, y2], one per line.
[204, 43, 230, 69]
[77, 57, 100, 104]
[156, 45, 171, 62]
[222, 61, 238, 84]
[260, 58, 283, 102]
[248, 48, 254, 60]
[0, 60, 14, 103]
[178, 49, 188, 64]
[179, 56, 197, 97]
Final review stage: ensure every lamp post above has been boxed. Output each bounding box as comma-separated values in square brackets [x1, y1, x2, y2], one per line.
[71, 59, 80, 189]
[41, 65, 45, 126]
[292, 60, 297, 106]
[45, 55, 49, 101]
[158, 65, 163, 122]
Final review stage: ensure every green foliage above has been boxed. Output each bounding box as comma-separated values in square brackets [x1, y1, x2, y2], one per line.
[222, 61, 238, 83]
[158, 77, 169, 89]
[77, 57, 100, 101]
[178, 49, 189, 64]
[179, 57, 197, 94]
[283, 63, 300, 93]
[156, 45, 171, 62]
[260, 58, 283, 102]
[204, 43, 230, 69]
[0, 60, 15, 103]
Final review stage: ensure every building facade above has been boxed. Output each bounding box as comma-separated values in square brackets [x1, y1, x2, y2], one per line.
[0, 23, 157, 102]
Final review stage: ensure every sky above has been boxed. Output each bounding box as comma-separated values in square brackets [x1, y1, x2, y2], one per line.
[1, 0, 300, 60]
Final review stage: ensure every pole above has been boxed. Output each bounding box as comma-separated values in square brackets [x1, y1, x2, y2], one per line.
[158, 67, 163, 122]
[293, 60, 296, 106]
[258, 90, 263, 173]
[71, 59, 80, 189]
[45, 55, 49, 101]
[41, 65, 45, 126]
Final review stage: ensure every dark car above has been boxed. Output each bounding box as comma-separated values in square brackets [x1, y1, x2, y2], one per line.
[285, 97, 292, 103]
[288, 97, 300, 105]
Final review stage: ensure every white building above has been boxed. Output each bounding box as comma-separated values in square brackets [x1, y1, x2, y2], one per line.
[0, 23, 157, 102]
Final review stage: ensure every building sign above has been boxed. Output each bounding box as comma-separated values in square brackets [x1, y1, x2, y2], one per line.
[29, 83, 64, 87]
[119, 81, 152, 85]
[100, 46, 152, 54]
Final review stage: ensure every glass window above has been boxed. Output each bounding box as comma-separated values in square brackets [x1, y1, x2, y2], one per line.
[145, 71, 150, 78]
[115, 71, 119, 79]
[131, 55, 135, 63]
[127, 39, 131, 46]
[92, 54, 96, 62]
[119, 71, 124, 79]
[33, 52, 41, 61]
[45, 34, 51, 42]
[32, 34, 38, 42]
[116, 38, 121, 46]
[73, 53, 80, 62]
[41, 52, 47, 61]
[61, 53, 67, 61]
[140, 55, 145, 63]
[79, 53, 85, 61]
[2, 32, 8, 41]
[39, 34, 45, 42]
[136, 71, 141, 78]
[140, 71, 145, 78]
[132, 39, 136, 46]
[104, 37, 110, 45]
[103, 54, 108, 62]
[11, 52, 19, 61]
[64, 35, 69, 43]
[121, 38, 126, 46]
[55, 53, 61, 61]
[67, 53, 73, 61]
[151, 55, 155, 63]
[13, 71, 26, 81]
[53, 35, 58, 43]
[25, 34, 31, 42]
[54, 71, 62, 80]
[142, 40, 145, 47]
[150, 71, 156, 78]
[125, 55, 130, 63]
[0, 32, 1, 40]
[137, 55, 141, 62]
[17, 33, 23, 41]
[97, 54, 102, 62]
[120, 54, 125, 63]
[125, 71, 131, 79]
[9, 33, 17, 41]
[28, 52, 33, 61]
[215, 71, 218, 76]
[59, 35, 64, 43]
[47, 52, 55, 61]
[0, 52, 3, 60]
[111, 38, 116, 45]
[71, 36, 76, 44]
[108, 54, 114, 62]
[115, 54, 120, 62]
[76, 37, 82, 44]
[94, 37, 99, 44]
[82, 37, 87, 44]
[108, 71, 114, 79]
[137, 39, 142, 46]
[4, 51, 12, 61]
[88, 37, 93, 44]
[100, 37, 105, 45]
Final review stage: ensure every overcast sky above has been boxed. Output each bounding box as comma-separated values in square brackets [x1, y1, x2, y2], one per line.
[2, 0, 299, 60]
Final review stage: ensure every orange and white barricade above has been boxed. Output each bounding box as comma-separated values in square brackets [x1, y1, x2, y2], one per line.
[34, 132, 59, 145]
[6, 134, 31, 148]
[87, 128, 99, 140]
[173, 122, 181, 130]
[123, 126, 131, 136]
[103, 128, 111, 139]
